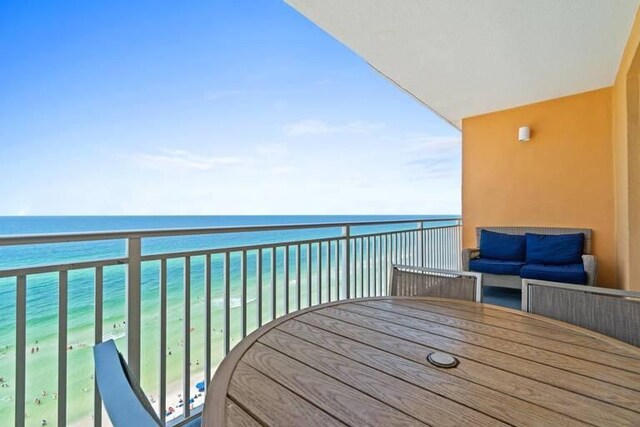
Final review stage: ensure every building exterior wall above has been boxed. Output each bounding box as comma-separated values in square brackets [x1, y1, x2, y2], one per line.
[461, 88, 616, 287]
[613, 7, 640, 291]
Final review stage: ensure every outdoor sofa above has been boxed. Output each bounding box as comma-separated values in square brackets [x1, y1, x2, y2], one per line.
[462, 227, 597, 289]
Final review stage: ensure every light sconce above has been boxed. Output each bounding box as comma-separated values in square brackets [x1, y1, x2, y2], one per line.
[518, 126, 531, 142]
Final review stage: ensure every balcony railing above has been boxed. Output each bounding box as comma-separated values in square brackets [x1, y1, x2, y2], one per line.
[0, 217, 462, 427]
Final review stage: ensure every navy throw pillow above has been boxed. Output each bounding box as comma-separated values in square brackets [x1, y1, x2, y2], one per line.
[479, 230, 526, 261]
[525, 233, 584, 265]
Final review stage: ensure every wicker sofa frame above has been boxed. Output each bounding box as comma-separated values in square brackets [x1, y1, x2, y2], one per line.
[462, 226, 597, 288]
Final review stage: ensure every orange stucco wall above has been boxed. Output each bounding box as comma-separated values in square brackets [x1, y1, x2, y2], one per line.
[462, 88, 616, 287]
[613, 7, 640, 291]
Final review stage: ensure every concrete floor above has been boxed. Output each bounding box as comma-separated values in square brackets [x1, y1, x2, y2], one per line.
[482, 286, 522, 310]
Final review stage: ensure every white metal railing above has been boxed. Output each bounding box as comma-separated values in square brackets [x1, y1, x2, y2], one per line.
[0, 217, 462, 426]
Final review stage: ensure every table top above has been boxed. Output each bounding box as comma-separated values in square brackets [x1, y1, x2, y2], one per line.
[202, 297, 640, 426]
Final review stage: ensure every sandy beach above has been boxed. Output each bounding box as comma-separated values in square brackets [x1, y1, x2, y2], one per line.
[3, 275, 271, 426]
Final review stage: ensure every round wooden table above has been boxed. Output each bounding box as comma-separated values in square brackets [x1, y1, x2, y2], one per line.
[202, 297, 640, 426]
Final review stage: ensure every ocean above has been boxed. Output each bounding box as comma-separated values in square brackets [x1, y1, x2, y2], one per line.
[0, 215, 456, 426]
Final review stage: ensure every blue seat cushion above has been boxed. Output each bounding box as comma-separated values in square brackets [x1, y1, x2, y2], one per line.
[469, 258, 524, 276]
[479, 230, 526, 261]
[520, 263, 588, 285]
[525, 233, 584, 265]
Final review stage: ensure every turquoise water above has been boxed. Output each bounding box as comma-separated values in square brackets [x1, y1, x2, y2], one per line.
[0, 215, 455, 426]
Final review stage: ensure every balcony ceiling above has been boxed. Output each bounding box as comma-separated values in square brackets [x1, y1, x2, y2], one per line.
[285, 0, 639, 128]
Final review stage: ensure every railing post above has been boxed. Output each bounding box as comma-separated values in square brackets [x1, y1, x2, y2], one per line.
[342, 226, 351, 299]
[15, 275, 26, 427]
[58, 271, 68, 427]
[457, 218, 463, 269]
[417, 221, 424, 267]
[126, 236, 142, 380]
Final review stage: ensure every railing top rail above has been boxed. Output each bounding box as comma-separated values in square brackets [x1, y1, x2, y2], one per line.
[0, 217, 460, 246]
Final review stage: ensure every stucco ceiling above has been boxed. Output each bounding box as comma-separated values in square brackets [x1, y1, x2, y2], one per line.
[285, 0, 639, 128]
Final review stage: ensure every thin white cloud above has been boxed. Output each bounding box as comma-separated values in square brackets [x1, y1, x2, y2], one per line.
[283, 119, 333, 136]
[269, 166, 295, 175]
[401, 134, 461, 152]
[18, 126, 460, 215]
[283, 119, 385, 136]
[255, 143, 288, 157]
[133, 149, 252, 171]
[398, 133, 461, 179]
[344, 120, 386, 134]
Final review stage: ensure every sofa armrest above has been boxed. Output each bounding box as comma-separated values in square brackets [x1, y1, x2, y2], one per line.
[462, 248, 480, 271]
[582, 254, 598, 286]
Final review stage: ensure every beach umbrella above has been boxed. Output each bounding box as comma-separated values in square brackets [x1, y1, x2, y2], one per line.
[195, 381, 205, 392]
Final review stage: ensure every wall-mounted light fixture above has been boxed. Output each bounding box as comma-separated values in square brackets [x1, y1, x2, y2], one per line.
[518, 126, 531, 142]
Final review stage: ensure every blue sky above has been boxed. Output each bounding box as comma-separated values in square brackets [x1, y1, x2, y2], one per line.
[0, 0, 460, 215]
